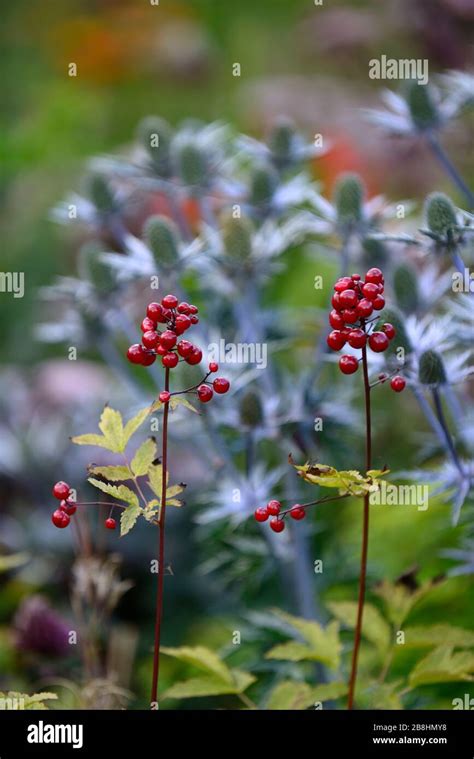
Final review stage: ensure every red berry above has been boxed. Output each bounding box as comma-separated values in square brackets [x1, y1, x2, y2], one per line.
[160, 330, 177, 350]
[331, 292, 342, 310]
[52, 509, 70, 528]
[390, 375, 406, 392]
[60, 500, 76, 516]
[342, 308, 358, 324]
[147, 303, 164, 322]
[127, 343, 146, 364]
[162, 352, 179, 368]
[372, 294, 385, 310]
[339, 355, 359, 374]
[327, 330, 346, 351]
[156, 344, 167, 356]
[177, 339, 194, 358]
[254, 507, 268, 522]
[177, 302, 191, 314]
[382, 323, 396, 340]
[266, 500, 281, 515]
[365, 267, 383, 285]
[175, 314, 192, 334]
[270, 518, 285, 533]
[105, 517, 116, 530]
[188, 304, 199, 315]
[290, 505, 306, 520]
[340, 327, 352, 339]
[351, 273, 361, 281]
[161, 294, 178, 309]
[378, 283, 385, 293]
[190, 315, 199, 325]
[141, 316, 156, 332]
[362, 282, 379, 301]
[356, 299, 373, 318]
[213, 377, 230, 394]
[197, 384, 213, 402]
[53, 481, 70, 500]
[209, 362, 219, 372]
[186, 347, 203, 365]
[347, 328, 367, 349]
[378, 373, 388, 383]
[339, 289, 358, 309]
[368, 331, 389, 352]
[159, 391, 171, 403]
[141, 351, 156, 366]
[334, 277, 354, 293]
[329, 309, 345, 330]
[142, 330, 160, 349]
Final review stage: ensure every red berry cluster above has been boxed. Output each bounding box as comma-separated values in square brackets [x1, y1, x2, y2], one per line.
[51, 481, 116, 531]
[254, 499, 305, 533]
[127, 294, 230, 404]
[127, 295, 201, 368]
[327, 268, 404, 391]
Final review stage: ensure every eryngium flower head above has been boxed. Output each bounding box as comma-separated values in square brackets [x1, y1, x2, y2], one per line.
[334, 173, 364, 229]
[418, 349, 447, 385]
[425, 192, 458, 237]
[407, 81, 439, 131]
[13, 596, 70, 657]
[144, 215, 180, 268]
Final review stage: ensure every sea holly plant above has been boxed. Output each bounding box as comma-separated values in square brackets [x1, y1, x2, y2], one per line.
[254, 267, 409, 709]
[49, 293, 230, 707]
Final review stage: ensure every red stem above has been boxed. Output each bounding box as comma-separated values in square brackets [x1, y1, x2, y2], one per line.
[347, 341, 372, 709]
[150, 366, 170, 707]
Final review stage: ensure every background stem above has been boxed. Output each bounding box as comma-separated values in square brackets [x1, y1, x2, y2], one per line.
[347, 342, 372, 709]
[150, 366, 170, 706]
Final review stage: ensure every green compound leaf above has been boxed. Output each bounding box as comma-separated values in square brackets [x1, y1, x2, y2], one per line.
[131, 439, 156, 477]
[87, 478, 139, 508]
[88, 465, 131, 481]
[0, 691, 58, 710]
[123, 405, 152, 444]
[147, 464, 184, 508]
[161, 646, 256, 701]
[403, 625, 474, 649]
[72, 405, 151, 453]
[409, 646, 474, 687]
[265, 610, 341, 670]
[161, 646, 233, 683]
[327, 601, 391, 653]
[120, 503, 143, 537]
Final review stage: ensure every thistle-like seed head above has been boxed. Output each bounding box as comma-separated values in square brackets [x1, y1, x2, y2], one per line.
[407, 81, 439, 131]
[239, 390, 264, 427]
[222, 213, 253, 260]
[393, 263, 419, 313]
[425, 192, 458, 237]
[418, 349, 447, 385]
[144, 215, 180, 267]
[334, 173, 364, 228]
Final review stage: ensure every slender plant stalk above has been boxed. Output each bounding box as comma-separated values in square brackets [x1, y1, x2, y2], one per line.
[150, 366, 170, 706]
[426, 133, 474, 210]
[347, 341, 372, 709]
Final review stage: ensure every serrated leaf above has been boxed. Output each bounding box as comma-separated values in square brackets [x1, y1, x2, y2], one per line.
[327, 601, 390, 653]
[166, 484, 184, 498]
[293, 461, 389, 496]
[88, 465, 131, 481]
[310, 681, 348, 703]
[120, 503, 142, 536]
[147, 463, 163, 499]
[123, 406, 152, 444]
[88, 478, 139, 507]
[409, 646, 474, 687]
[161, 646, 233, 684]
[231, 669, 256, 694]
[374, 579, 439, 628]
[72, 433, 115, 450]
[163, 676, 236, 699]
[266, 680, 347, 710]
[131, 439, 156, 477]
[0, 691, 58, 710]
[143, 499, 160, 521]
[265, 641, 319, 662]
[268, 610, 341, 669]
[404, 625, 474, 649]
[98, 407, 125, 452]
[361, 681, 404, 710]
[170, 397, 199, 414]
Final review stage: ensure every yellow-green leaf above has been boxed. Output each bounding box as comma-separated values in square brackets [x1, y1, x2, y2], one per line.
[147, 463, 163, 499]
[170, 397, 199, 414]
[161, 646, 233, 684]
[266, 680, 347, 710]
[404, 625, 474, 649]
[131, 439, 156, 477]
[267, 610, 341, 669]
[123, 406, 152, 444]
[71, 433, 114, 450]
[0, 552, 29, 573]
[88, 478, 139, 507]
[327, 601, 390, 653]
[409, 646, 474, 687]
[98, 407, 125, 453]
[0, 691, 58, 710]
[120, 503, 143, 536]
[293, 461, 389, 496]
[88, 465, 131, 481]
